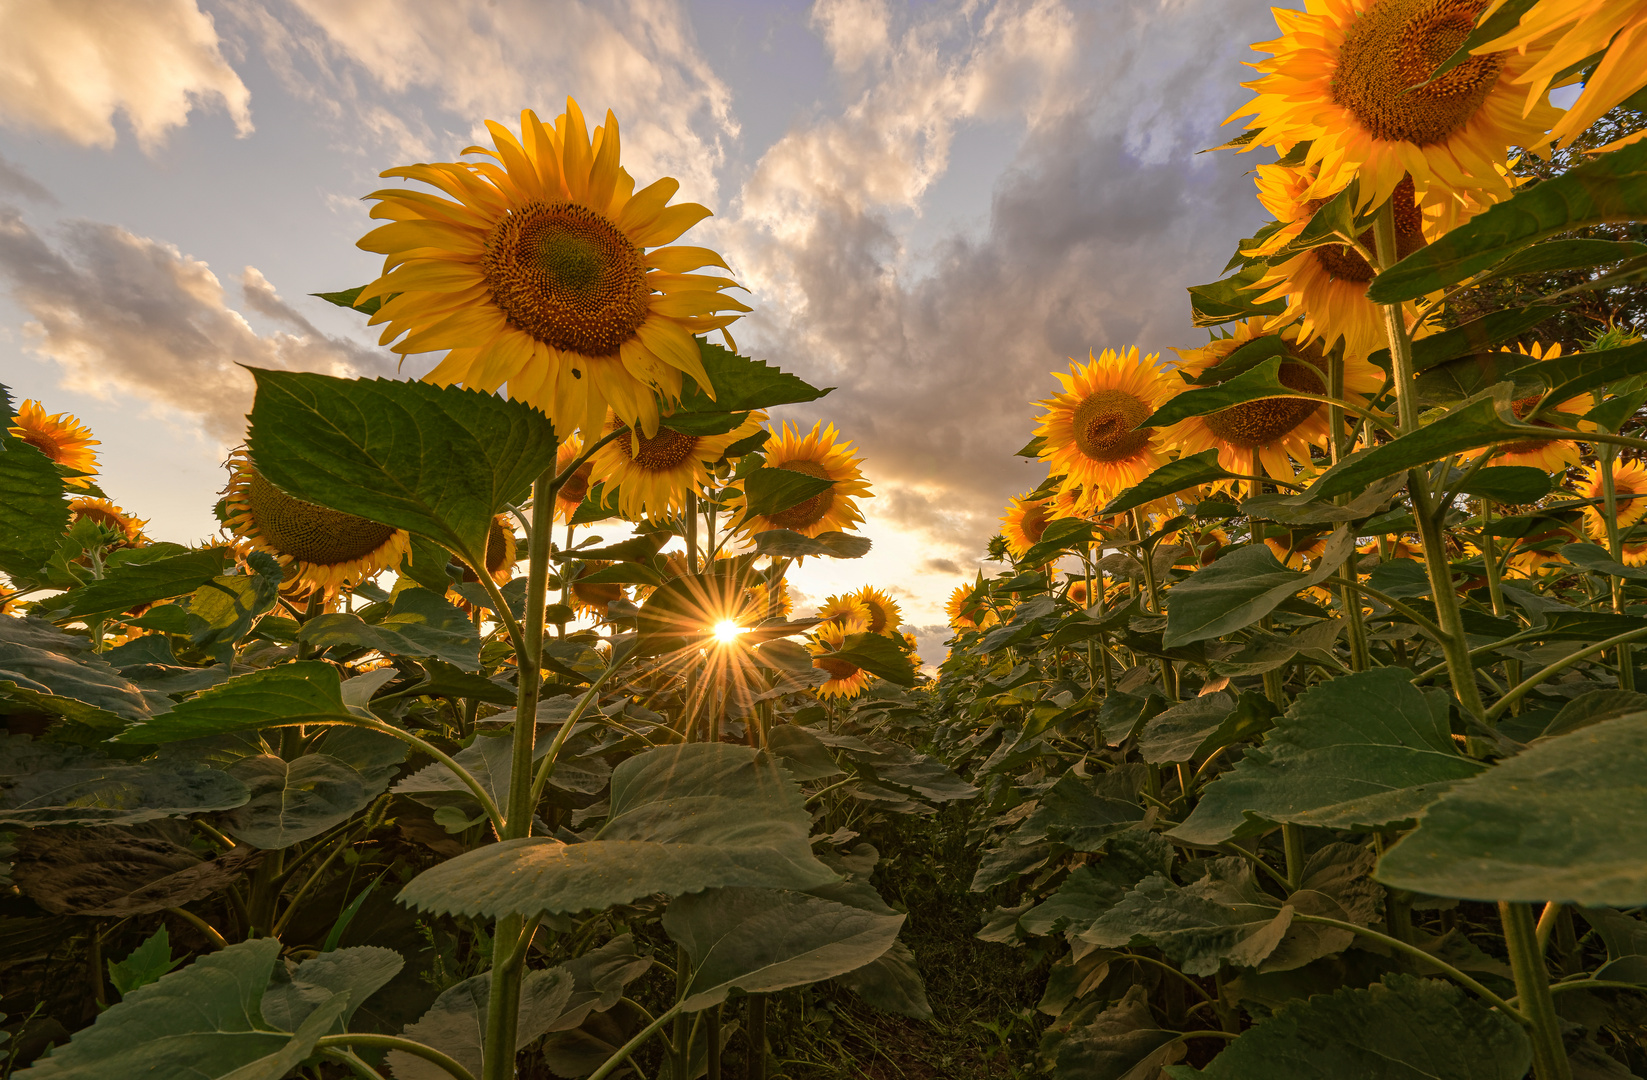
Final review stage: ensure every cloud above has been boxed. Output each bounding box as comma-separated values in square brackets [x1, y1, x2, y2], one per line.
[732, 0, 1279, 564]
[250, 0, 736, 202]
[0, 0, 251, 149]
[0, 154, 54, 204]
[0, 210, 393, 442]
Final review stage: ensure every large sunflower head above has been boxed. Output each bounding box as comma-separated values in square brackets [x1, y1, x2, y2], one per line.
[1229, 0, 1562, 216]
[590, 409, 764, 521]
[553, 434, 593, 523]
[730, 421, 873, 538]
[222, 451, 410, 595]
[816, 592, 872, 635]
[1034, 348, 1173, 512]
[1462, 342, 1587, 471]
[1000, 493, 1053, 559]
[807, 619, 873, 700]
[10, 401, 100, 486]
[358, 100, 751, 440]
[67, 497, 146, 548]
[1580, 459, 1647, 542]
[851, 585, 902, 636]
[1250, 168, 1443, 360]
[1161, 319, 1378, 479]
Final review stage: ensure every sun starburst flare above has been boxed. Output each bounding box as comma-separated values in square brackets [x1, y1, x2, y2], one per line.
[357, 99, 750, 439]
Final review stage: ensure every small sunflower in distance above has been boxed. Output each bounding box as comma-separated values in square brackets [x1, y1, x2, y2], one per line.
[223, 451, 409, 594]
[852, 586, 903, 636]
[9, 401, 100, 486]
[68, 496, 146, 548]
[745, 575, 793, 619]
[808, 620, 873, 699]
[568, 561, 626, 618]
[1066, 579, 1090, 607]
[901, 630, 923, 670]
[1477, 0, 1647, 148]
[946, 585, 998, 631]
[1001, 493, 1053, 558]
[357, 100, 751, 440]
[590, 410, 764, 521]
[1163, 319, 1380, 480]
[553, 435, 593, 523]
[1229, 0, 1561, 218]
[1035, 348, 1173, 512]
[1461, 343, 1588, 472]
[1580, 459, 1647, 541]
[731, 421, 872, 538]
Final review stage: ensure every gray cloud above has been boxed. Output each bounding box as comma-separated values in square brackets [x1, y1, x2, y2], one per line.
[0, 155, 54, 204]
[733, 0, 1280, 566]
[0, 211, 394, 442]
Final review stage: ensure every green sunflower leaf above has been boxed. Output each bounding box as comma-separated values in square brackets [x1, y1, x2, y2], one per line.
[750, 529, 873, 559]
[1187, 265, 1287, 327]
[675, 340, 831, 413]
[113, 662, 356, 744]
[311, 285, 386, 317]
[1162, 531, 1352, 648]
[1369, 305, 1566, 374]
[1367, 137, 1647, 302]
[742, 467, 834, 519]
[245, 371, 558, 569]
[1142, 356, 1327, 429]
[1452, 465, 1552, 504]
[816, 631, 917, 687]
[1099, 450, 1239, 517]
[0, 384, 72, 585]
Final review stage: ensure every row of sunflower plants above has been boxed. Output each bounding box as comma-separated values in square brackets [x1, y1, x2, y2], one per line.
[923, 2, 1647, 1077]
[0, 101, 972, 1080]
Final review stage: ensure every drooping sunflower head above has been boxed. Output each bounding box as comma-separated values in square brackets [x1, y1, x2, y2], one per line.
[553, 434, 592, 523]
[1229, 0, 1561, 215]
[1580, 459, 1647, 542]
[817, 593, 872, 635]
[731, 421, 873, 538]
[462, 514, 518, 586]
[851, 586, 902, 636]
[1035, 348, 1172, 512]
[946, 585, 997, 631]
[222, 451, 409, 595]
[807, 619, 873, 700]
[67, 497, 146, 548]
[358, 99, 751, 440]
[1001, 493, 1053, 559]
[591, 409, 764, 521]
[568, 560, 626, 618]
[1264, 530, 1331, 570]
[1462, 342, 1587, 471]
[1066, 578, 1090, 607]
[1162, 319, 1374, 480]
[10, 401, 100, 486]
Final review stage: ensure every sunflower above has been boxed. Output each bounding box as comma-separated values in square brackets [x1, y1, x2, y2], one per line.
[1623, 540, 1647, 567]
[1162, 319, 1381, 480]
[1580, 459, 1647, 541]
[817, 593, 872, 634]
[1249, 168, 1440, 360]
[808, 620, 873, 699]
[67, 497, 146, 547]
[1359, 533, 1425, 561]
[357, 100, 750, 440]
[1460, 342, 1588, 471]
[1035, 348, 1174, 512]
[901, 630, 923, 670]
[9, 401, 99, 485]
[1066, 579, 1091, 606]
[464, 514, 518, 585]
[1228, 0, 1562, 217]
[946, 585, 998, 631]
[1048, 482, 1088, 521]
[1265, 531, 1331, 569]
[1001, 494, 1053, 558]
[590, 410, 764, 520]
[568, 560, 626, 618]
[852, 586, 903, 636]
[745, 575, 793, 619]
[1478, 0, 1647, 148]
[553, 434, 593, 523]
[222, 451, 409, 594]
[730, 421, 872, 538]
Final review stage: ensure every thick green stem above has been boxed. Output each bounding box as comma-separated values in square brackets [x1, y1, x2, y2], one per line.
[685, 491, 700, 573]
[1487, 625, 1647, 721]
[587, 1003, 685, 1080]
[747, 994, 769, 1080]
[1281, 823, 1306, 891]
[1500, 901, 1573, 1080]
[315, 1035, 477, 1080]
[483, 914, 524, 1080]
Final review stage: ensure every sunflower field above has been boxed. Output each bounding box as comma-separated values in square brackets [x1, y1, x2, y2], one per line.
[5, 3, 1647, 1079]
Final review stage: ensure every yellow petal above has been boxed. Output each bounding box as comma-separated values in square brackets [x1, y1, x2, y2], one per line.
[646, 246, 732, 273]
[635, 319, 712, 393]
[616, 177, 680, 235]
[632, 203, 714, 247]
[561, 97, 593, 202]
[587, 110, 622, 213]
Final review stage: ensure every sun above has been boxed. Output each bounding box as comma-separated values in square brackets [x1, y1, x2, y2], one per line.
[357, 99, 750, 440]
[713, 619, 747, 644]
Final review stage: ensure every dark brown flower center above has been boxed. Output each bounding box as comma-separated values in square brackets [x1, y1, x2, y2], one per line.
[617, 425, 701, 472]
[1311, 176, 1424, 282]
[483, 201, 650, 356]
[1072, 389, 1154, 463]
[1203, 350, 1328, 448]
[1333, 0, 1503, 146]
[245, 469, 395, 566]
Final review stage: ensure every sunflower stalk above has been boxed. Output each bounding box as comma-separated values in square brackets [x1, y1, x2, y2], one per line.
[485, 450, 560, 1080]
[1598, 447, 1636, 690]
[1327, 348, 1370, 670]
[1372, 201, 1487, 723]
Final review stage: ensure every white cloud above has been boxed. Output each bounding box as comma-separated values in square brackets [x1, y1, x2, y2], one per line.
[258, 0, 737, 203]
[0, 0, 251, 149]
[0, 211, 392, 442]
[812, 0, 891, 74]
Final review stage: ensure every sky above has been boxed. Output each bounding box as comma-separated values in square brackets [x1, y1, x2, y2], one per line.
[0, 0, 1300, 662]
